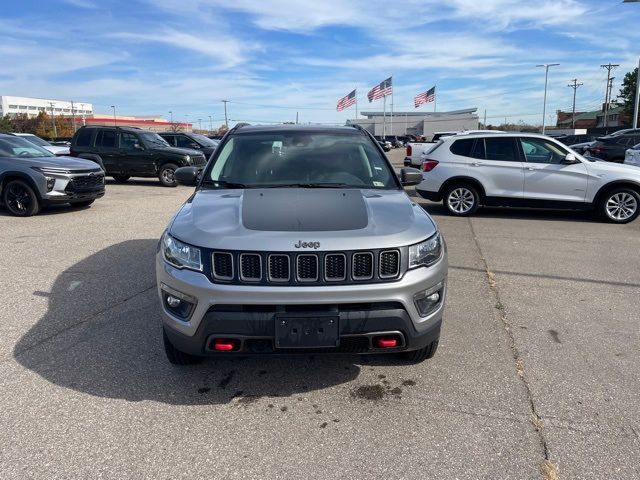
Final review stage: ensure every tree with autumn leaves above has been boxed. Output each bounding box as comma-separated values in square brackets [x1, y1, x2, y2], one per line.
[0, 112, 75, 139]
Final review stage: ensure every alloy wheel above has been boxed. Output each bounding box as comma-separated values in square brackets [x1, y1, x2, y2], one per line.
[162, 168, 175, 184]
[6, 184, 32, 214]
[447, 187, 475, 214]
[605, 192, 638, 221]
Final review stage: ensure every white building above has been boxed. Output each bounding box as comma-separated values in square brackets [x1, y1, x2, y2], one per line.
[0, 96, 93, 119]
[348, 108, 479, 138]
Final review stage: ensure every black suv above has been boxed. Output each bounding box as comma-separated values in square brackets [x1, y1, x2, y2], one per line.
[158, 132, 219, 160]
[588, 133, 640, 163]
[70, 126, 207, 186]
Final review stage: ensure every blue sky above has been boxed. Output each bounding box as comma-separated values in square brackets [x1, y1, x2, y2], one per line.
[1, 0, 639, 127]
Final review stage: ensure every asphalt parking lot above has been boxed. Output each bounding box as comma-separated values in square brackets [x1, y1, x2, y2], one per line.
[1, 148, 639, 479]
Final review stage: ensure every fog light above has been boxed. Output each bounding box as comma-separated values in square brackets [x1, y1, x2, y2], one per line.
[160, 283, 197, 320]
[166, 295, 181, 308]
[414, 282, 444, 317]
[46, 177, 55, 192]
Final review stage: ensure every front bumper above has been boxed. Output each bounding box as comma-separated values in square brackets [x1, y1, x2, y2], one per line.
[156, 250, 447, 355]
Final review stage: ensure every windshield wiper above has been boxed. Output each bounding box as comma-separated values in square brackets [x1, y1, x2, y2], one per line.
[202, 180, 248, 189]
[259, 183, 354, 188]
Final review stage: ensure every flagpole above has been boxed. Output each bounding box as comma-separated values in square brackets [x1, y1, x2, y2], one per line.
[383, 95, 386, 139]
[390, 76, 394, 138]
[355, 89, 358, 119]
[434, 84, 437, 112]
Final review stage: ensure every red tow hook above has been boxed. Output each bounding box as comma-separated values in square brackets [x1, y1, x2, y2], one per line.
[374, 337, 398, 348]
[213, 338, 239, 351]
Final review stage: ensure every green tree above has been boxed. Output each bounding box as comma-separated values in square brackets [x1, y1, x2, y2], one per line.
[0, 115, 15, 132]
[618, 67, 638, 126]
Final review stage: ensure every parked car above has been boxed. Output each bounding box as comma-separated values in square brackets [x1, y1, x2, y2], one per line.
[11, 133, 70, 156]
[415, 132, 640, 223]
[568, 141, 595, 154]
[70, 126, 207, 187]
[404, 130, 505, 168]
[158, 132, 220, 161]
[624, 143, 640, 167]
[587, 133, 640, 163]
[554, 134, 595, 146]
[0, 133, 104, 216]
[157, 124, 446, 364]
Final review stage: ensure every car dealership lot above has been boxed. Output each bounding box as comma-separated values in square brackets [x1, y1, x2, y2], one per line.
[1, 151, 639, 479]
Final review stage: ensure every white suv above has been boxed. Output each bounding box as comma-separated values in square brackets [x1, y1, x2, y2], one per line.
[416, 133, 640, 224]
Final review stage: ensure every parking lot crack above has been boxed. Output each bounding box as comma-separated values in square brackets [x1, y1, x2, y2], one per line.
[13, 284, 156, 359]
[467, 218, 558, 478]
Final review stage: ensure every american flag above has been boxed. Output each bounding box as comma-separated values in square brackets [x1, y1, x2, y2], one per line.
[414, 86, 436, 108]
[336, 89, 357, 111]
[367, 77, 393, 102]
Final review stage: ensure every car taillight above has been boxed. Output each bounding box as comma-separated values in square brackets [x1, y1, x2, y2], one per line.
[406, 145, 412, 156]
[423, 160, 439, 172]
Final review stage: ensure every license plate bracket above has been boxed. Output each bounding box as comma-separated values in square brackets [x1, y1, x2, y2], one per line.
[275, 314, 339, 348]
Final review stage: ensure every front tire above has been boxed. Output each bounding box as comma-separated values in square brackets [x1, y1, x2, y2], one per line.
[112, 175, 130, 183]
[163, 329, 203, 365]
[159, 163, 178, 187]
[600, 187, 640, 224]
[3, 180, 40, 217]
[443, 184, 480, 216]
[400, 339, 439, 363]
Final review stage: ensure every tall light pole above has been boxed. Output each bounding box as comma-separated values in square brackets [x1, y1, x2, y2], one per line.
[80, 103, 86, 126]
[169, 110, 173, 124]
[221, 100, 229, 128]
[70, 100, 77, 131]
[536, 63, 560, 134]
[208, 115, 213, 132]
[111, 105, 116, 126]
[568, 79, 583, 129]
[634, 57, 640, 128]
[49, 102, 58, 138]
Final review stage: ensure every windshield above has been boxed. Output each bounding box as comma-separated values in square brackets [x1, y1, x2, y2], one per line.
[0, 136, 54, 158]
[204, 132, 399, 189]
[139, 132, 170, 148]
[191, 134, 219, 147]
[18, 134, 51, 147]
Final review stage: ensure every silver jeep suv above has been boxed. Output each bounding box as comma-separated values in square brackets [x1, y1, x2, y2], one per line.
[156, 125, 447, 364]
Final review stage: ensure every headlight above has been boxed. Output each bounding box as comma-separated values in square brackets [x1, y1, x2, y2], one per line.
[184, 155, 191, 163]
[408, 233, 442, 269]
[161, 232, 202, 271]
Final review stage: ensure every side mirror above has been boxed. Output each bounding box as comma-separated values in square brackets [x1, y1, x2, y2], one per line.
[175, 166, 200, 186]
[134, 143, 144, 150]
[400, 167, 423, 186]
[562, 153, 580, 165]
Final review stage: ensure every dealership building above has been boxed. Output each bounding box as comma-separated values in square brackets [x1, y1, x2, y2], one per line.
[347, 108, 479, 138]
[0, 96, 93, 118]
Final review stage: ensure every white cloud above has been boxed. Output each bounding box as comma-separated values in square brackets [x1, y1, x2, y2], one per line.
[111, 30, 255, 68]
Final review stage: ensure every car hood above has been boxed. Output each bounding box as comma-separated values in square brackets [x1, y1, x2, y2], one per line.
[170, 188, 438, 251]
[22, 156, 103, 170]
[43, 145, 70, 155]
[586, 159, 640, 176]
[153, 146, 203, 156]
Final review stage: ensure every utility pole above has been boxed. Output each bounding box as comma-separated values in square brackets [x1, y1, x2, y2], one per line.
[483, 109, 487, 128]
[536, 63, 560, 134]
[567, 79, 583, 129]
[634, 57, 640, 128]
[111, 105, 116, 126]
[198, 118, 202, 131]
[70, 101, 77, 131]
[601, 63, 619, 128]
[80, 103, 86, 126]
[49, 102, 57, 138]
[208, 115, 213, 132]
[221, 100, 229, 128]
[296, 111, 299, 124]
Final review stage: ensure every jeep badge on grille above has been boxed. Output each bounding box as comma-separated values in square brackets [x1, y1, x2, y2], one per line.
[295, 241, 320, 249]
